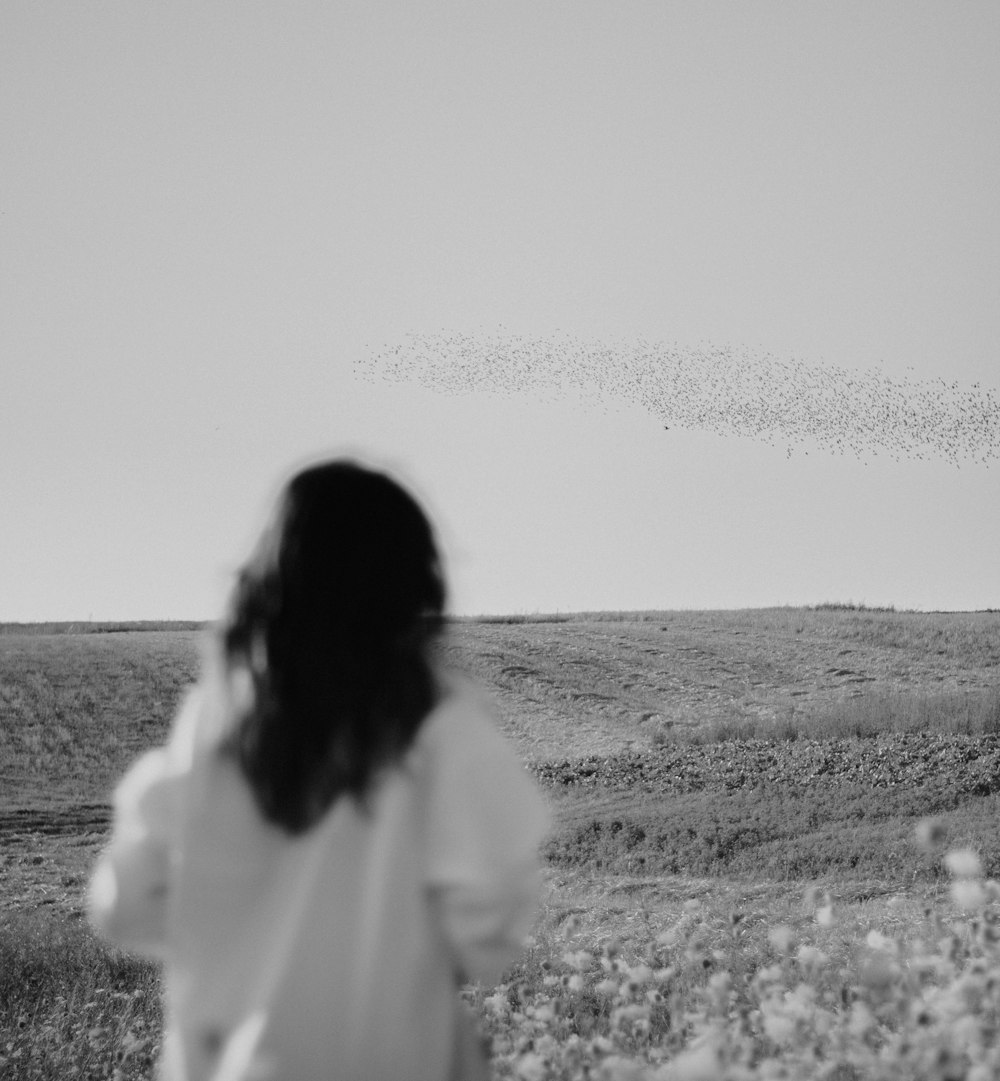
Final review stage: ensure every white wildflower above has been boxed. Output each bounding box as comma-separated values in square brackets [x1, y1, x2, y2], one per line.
[597, 1055, 647, 1081]
[483, 990, 509, 1017]
[515, 1052, 546, 1081]
[848, 1001, 876, 1037]
[796, 945, 828, 970]
[915, 817, 947, 849]
[951, 879, 988, 910]
[563, 949, 593, 971]
[754, 963, 786, 987]
[654, 1040, 721, 1081]
[561, 914, 584, 939]
[762, 1009, 797, 1044]
[528, 1003, 555, 1023]
[865, 929, 895, 952]
[944, 849, 982, 878]
[767, 925, 796, 953]
[625, 963, 653, 988]
[815, 904, 835, 927]
[612, 1003, 650, 1028]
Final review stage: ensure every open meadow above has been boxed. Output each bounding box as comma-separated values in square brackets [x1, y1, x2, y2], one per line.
[2, 608, 1000, 1079]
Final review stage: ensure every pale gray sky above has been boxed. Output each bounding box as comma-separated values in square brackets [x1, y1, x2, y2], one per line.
[2, 1, 998, 620]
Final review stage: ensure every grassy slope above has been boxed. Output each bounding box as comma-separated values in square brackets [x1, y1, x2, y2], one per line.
[1, 608, 997, 928]
[3, 609, 999, 868]
[2, 610, 1000, 1076]
[444, 608, 1000, 755]
[439, 609, 1000, 886]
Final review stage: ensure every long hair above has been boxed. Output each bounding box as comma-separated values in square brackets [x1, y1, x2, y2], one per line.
[218, 460, 446, 833]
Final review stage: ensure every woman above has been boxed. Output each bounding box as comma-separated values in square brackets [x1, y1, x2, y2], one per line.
[89, 459, 549, 1081]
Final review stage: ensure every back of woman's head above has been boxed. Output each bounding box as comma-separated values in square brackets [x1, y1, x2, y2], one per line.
[220, 460, 447, 832]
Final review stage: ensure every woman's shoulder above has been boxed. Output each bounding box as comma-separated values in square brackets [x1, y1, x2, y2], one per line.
[414, 667, 524, 773]
[433, 666, 491, 710]
[423, 667, 497, 734]
[414, 667, 551, 868]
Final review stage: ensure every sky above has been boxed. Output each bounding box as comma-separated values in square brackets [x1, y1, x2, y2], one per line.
[2, 1, 998, 621]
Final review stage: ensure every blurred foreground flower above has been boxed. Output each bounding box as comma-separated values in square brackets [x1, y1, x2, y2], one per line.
[767, 925, 795, 954]
[915, 817, 947, 850]
[951, 879, 988, 910]
[945, 849, 983, 878]
[654, 1040, 721, 1081]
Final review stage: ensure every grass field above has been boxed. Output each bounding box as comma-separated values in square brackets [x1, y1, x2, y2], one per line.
[2, 609, 1000, 1078]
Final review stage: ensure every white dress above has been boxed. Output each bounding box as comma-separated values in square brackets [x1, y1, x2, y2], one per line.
[88, 661, 550, 1081]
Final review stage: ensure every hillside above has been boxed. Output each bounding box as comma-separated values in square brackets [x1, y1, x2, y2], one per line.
[442, 608, 1000, 758]
[2, 608, 999, 918]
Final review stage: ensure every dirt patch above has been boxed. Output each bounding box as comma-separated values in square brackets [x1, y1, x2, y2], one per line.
[0, 807, 108, 922]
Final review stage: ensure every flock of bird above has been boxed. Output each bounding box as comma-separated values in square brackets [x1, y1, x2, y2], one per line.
[360, 331, 999, 467]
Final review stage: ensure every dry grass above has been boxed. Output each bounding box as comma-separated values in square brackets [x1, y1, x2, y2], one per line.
[0, 909, 161, 1079]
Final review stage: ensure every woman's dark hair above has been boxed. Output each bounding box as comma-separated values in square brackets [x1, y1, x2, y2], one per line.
[219, 459, 446, 833]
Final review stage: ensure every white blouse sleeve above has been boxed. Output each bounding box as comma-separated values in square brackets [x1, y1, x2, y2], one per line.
[87, 688, 200, 957]
[422, 679, 551, 987]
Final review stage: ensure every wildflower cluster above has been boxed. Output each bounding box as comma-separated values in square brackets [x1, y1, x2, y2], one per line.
[472, 845, 1000, 1080]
